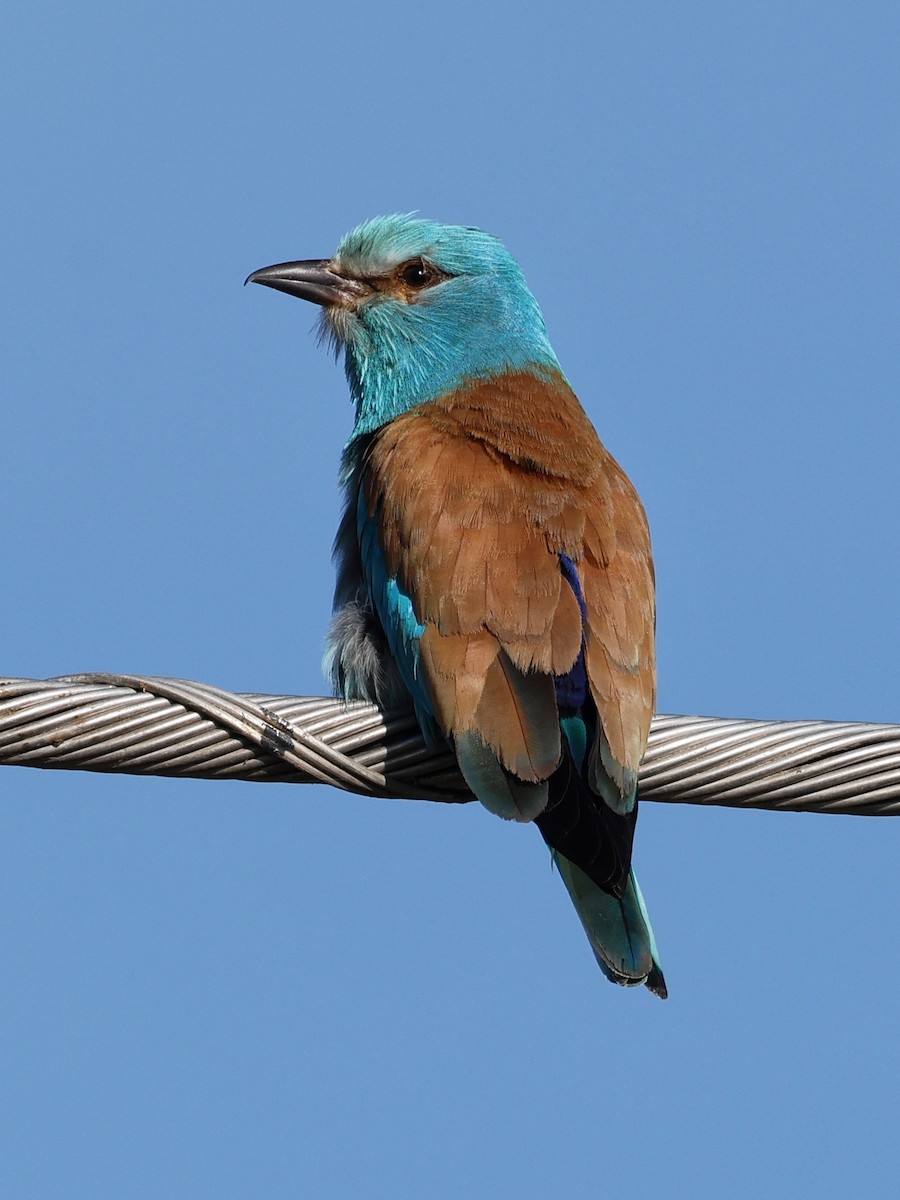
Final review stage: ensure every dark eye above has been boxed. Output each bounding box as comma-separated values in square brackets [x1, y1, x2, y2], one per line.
[398, 259, 439, 289]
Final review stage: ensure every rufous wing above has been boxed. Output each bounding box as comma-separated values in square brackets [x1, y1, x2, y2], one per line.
[581, 460, 656, 811]
[362, 367, 655, 817]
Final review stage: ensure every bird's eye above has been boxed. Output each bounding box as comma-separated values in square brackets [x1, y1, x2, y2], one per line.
[398, 259, 439, 290]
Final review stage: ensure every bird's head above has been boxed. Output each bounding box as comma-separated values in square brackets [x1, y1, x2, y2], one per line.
[247, 215, 561, 437]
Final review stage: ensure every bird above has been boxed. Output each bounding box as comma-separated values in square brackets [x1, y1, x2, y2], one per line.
[247, 215, 666, 997]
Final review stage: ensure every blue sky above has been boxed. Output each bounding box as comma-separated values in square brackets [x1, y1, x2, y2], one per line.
[3, 3, 899, 1197]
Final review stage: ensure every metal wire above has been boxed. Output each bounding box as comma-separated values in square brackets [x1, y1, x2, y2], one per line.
[1, 672, 899, 815]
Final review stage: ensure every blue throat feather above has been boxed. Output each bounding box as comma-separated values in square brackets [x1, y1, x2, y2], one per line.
[326, 216, 564, 441]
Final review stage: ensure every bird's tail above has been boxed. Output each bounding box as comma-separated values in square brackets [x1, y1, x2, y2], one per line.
[552, 851, 667, 998]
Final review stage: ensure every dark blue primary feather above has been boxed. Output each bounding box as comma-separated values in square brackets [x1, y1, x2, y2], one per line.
[554, 553, 589, 710]
[535, 555, 637, 898]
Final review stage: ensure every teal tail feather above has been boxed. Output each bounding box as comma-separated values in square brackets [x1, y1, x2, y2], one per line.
[552, 852, 667, 999]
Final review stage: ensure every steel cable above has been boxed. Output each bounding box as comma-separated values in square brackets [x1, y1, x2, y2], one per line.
[1, 673, 898, 815]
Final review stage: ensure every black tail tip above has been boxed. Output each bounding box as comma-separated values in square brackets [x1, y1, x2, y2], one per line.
[646, 965, 668, 1000]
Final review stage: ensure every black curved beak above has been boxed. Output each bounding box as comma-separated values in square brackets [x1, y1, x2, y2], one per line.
[244, 259, 367, 308]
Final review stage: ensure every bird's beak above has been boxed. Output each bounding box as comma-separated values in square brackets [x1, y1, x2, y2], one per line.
[244, 259, 368, 308]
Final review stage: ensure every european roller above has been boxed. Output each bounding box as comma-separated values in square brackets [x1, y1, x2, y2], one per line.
[248, 215, 666, 998]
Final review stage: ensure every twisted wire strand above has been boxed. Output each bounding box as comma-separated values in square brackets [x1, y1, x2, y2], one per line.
[1, 673, 899, 815]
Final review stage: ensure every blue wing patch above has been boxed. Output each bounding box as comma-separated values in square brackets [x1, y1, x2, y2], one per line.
[554, 552, 589, 712]
[356, 484, 442, 744]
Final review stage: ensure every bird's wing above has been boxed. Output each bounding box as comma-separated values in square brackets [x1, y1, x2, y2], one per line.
[359, 368, 655, 822]
[580, 453, 656, 813]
